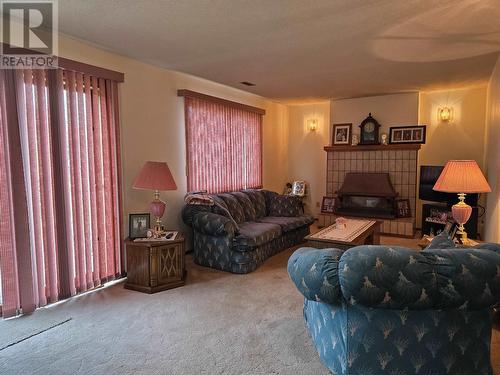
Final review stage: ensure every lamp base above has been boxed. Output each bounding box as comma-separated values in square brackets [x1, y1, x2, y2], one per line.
[451, 193, 472, 245]
[150, 191, 167, 238]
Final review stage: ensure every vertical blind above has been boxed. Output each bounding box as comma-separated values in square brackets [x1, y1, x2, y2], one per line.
[184, 96, 263, 193]
[0, 68, 123, 318]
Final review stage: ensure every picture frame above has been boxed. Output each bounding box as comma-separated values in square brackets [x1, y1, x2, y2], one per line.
[332, 123, 352, 145]
[291, 180, 306, 196]
[389, 125, 426, 144]
[321, 196, 336, 214]
[129, 213, 150, 239]
[395, 199, 412, 218]
[449, 222, 459, 241]
[443, 220, 454, 234]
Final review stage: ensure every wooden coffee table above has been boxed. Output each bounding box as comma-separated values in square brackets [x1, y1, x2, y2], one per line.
[305, 219, 382, 251]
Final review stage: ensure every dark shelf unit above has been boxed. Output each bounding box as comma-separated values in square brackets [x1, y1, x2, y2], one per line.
[421, 203, 478, 239]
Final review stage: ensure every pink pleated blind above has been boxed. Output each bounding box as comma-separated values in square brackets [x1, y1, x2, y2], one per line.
[184, 96, 263, 193]
[0, 68, 123, 318]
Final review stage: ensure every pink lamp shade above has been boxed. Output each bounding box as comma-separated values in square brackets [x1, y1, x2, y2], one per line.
[433, 160, 491, 242]
[433, 160, 491, 194]
[133, 161, 177, 191]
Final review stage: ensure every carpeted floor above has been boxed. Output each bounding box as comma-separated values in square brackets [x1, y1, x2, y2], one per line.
[0, 247, 329, 375]
[1, 238, 499, 375]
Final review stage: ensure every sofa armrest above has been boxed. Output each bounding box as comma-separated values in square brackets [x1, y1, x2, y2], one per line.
[192, 212, 237, 237]
[287, 247, 343, 304]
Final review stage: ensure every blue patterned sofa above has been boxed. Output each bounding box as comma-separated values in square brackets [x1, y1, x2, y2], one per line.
[183, 189, 314, 273]
[288, 237, 500, 374]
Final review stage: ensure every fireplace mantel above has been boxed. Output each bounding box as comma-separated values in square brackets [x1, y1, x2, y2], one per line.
[324, 144, 421, 152]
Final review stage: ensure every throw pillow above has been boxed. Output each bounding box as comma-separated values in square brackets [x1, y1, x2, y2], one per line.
[242, 190, 267, 218]
[218, 193, 246, 223]
[230, 192, 257, 222]
[210, 195, 240, 230]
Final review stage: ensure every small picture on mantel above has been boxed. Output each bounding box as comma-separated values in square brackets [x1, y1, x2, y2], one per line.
[389, 125, 426, 144]
[332, 123, 352, 145]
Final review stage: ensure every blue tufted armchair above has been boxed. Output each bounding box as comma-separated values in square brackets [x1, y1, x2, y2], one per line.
[288, 242, 500, 375]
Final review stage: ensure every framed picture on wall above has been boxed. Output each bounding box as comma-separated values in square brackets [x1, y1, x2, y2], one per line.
[389, 125, 426, 144]
[332, 123, 352, 145]
[321, 197, 336, 214]
[129, 213, 150, 239]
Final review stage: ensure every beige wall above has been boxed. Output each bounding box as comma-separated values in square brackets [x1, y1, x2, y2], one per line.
[286, 102, 330, 215]
[57, 35, 288, 234]
[418, 87, 487, 168]
[418, 86, 488, 230]
[485, 56, 500, 242]
[331, 93, 419, 138]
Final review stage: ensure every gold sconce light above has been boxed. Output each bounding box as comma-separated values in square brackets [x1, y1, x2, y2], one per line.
[307, 118, 318, 131]
[438, 107, 453, 123]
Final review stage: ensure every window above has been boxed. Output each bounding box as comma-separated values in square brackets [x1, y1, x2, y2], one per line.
[0, 67, 123, 318]
[180, 90, 264, 193]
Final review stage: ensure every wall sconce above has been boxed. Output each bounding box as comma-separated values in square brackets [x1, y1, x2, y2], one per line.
[307, 118, 318, 131]
[438, 107, 453, 122]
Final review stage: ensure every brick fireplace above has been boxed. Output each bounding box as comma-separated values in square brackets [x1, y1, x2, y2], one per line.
[320, 144, 420, 237]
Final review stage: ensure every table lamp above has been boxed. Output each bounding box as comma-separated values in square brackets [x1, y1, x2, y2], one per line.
[433, 160, 491, 243]
[133, 161, 177, 237]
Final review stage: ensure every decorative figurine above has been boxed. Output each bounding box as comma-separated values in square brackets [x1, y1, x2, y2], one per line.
[381, 133, 388, 145]
[336, 217, 347, 230]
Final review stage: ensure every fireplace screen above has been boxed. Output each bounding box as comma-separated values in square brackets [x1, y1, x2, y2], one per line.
[334, 173, 398, 219]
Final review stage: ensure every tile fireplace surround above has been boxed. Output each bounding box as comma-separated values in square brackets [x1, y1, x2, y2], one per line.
[321, 144, 421, 237]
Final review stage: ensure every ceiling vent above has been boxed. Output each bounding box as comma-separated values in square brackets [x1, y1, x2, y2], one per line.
[240, 81, 256, 86]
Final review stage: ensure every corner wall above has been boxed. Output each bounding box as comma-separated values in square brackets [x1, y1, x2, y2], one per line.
[286, 102, 330, 214]
[485, 55, 500, 242]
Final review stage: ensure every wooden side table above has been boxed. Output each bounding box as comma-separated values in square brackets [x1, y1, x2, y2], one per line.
[124, 233, 186, 293]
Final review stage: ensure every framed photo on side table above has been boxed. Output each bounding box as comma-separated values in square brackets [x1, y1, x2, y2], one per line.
[395, 199, 412, 218]
[321, 197, 336, 214]
[389, 125, 426, 144]
[292, 181, 306, 196]
[129, 213, 150, 239]
[332, 123, 352, 145]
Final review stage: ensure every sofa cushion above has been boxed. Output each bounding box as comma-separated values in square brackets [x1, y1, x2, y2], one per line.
[268, 194, 302, 217]
[243, 189, 267, 218]
[234, 222, 282, 249]
[257, 215, 314, 232]
[218, 193, 246, 223]
[230, 192, 256, 221]
[261, 190, 278, 215]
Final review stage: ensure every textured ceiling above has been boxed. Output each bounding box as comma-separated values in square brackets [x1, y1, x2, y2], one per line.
[57, 0, 500, 101]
